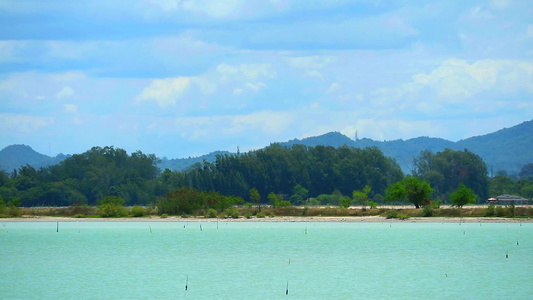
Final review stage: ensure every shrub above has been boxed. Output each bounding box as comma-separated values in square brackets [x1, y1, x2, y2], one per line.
[160, 213, 168, 218]
[206, 208, 218, 218]
[302, 206, 309, 216]
[73, 214, 86, 218]
[431, 200, 441, 209]
[386, 210, 399, 219]
[131, 205, 145, 217]
[256, 212, 266, 218]
[223, 208, 239, 219]
[367, 201, 378, 209]
[8, 198, 21, 217]
[99, 203, 127, 217]
[507, 202, 515, 217]
[495, 206, 506, 217]
[485, 204, 495, 217]
[422, 206, 433, 217]
[385, 210, 409, 219]
[397, 213, 410, 220]
[0, 197, 6, 215]
[244, 212, 252, 219]
[98, 196, 127, 217]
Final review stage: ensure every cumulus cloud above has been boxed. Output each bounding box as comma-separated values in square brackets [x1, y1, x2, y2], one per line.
[56, 86, 75, 99]
[136, 77, 191, 107]
[137, 62, 276, 109]
[381, 59, 533, 104]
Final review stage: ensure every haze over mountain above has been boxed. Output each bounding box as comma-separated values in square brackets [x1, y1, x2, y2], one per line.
[1, 120, 531, 176]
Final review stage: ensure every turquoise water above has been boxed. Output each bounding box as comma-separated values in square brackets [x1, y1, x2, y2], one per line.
[0, 221, 531, 300]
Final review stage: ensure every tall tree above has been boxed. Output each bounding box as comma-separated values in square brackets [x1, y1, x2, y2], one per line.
[249, 187, 261, 211]
[450, 183, 476, 207]
[386, 176, 433, 208]
[412, 148, 488, 201]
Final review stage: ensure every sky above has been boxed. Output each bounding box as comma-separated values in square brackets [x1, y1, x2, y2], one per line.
[1, 0, 532, 159]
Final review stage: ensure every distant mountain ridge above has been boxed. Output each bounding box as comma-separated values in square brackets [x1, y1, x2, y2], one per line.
[0, 144, 68, 173]
[282, 120, 533, 174]
[1, 120, 531, 175]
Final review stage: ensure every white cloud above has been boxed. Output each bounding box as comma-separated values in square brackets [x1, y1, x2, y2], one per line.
[172, 110, 293, 141]
[0, 114, 54, 134]
[246, 82, 267, 91]
[63, 104, 78, 114]
[383, 58, 533, 103]
[527, 25, 533, 37]
[469, 5, 494, 19]
[326, 82, 341, 94]
[226, 110, 293, 135]
[56, 86, 75, 99]
[136, 77, 191, 107]
[286, 56, 333, 69]
[217, 63, 276, 81]
[233, 88, 244, 95]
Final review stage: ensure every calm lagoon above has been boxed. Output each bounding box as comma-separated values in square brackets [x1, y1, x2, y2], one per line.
[1, 221, 531, 299]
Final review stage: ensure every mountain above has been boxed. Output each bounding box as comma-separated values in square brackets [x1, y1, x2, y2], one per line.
[0, 144, 68, 173]
[282, 120, 533, 175]
[1, 120, 531, 175]
[158, 151, 232, 171]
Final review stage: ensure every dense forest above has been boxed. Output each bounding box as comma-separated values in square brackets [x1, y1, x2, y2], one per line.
[0, 144, 532, 211]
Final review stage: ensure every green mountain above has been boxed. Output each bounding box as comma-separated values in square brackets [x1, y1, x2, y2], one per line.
[283, 120, 533, 175]
[158, 151, 231, 171]
[0, 144, 68, 173]
[1, 120, 531, 175]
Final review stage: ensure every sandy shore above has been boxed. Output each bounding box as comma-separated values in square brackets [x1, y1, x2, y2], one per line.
[2, 215, 531, 223]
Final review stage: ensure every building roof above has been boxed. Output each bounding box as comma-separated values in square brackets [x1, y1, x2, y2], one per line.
[496, 194, 529, 201]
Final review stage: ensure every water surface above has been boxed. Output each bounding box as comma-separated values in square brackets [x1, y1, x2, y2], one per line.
[1, 221, 531, 299]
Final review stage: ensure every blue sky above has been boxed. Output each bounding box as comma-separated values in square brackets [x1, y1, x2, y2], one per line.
[1, 0, 532, 159]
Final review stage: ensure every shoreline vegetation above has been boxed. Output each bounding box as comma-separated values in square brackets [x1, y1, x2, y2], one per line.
[2, 205, 531, 223]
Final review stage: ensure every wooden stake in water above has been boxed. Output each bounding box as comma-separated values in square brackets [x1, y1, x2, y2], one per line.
[56, 222, 59, 233]
[149, 226, 152, 234]
[506, 251, 508, 258]
[286, 281, 289, 295]
[185, 275, 188, 291]
[305, 227, 307, 235]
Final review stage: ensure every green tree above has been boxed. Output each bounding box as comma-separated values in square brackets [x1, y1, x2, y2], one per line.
[519, 163, 533, 180]
[352, 185, 371, 209]
[290, 184, 309, 205]
[386, 177, 433, 208]
[0, 196, 6, 215]
[412, 148, 488, 201]
[249, 188, 261, 211]
[450, 183, 476, 208]
[339, 196, 351, 208]
[8, 197, 22, 217]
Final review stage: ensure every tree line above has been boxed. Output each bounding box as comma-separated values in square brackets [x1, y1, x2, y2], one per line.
[1, 144, 532, 212]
